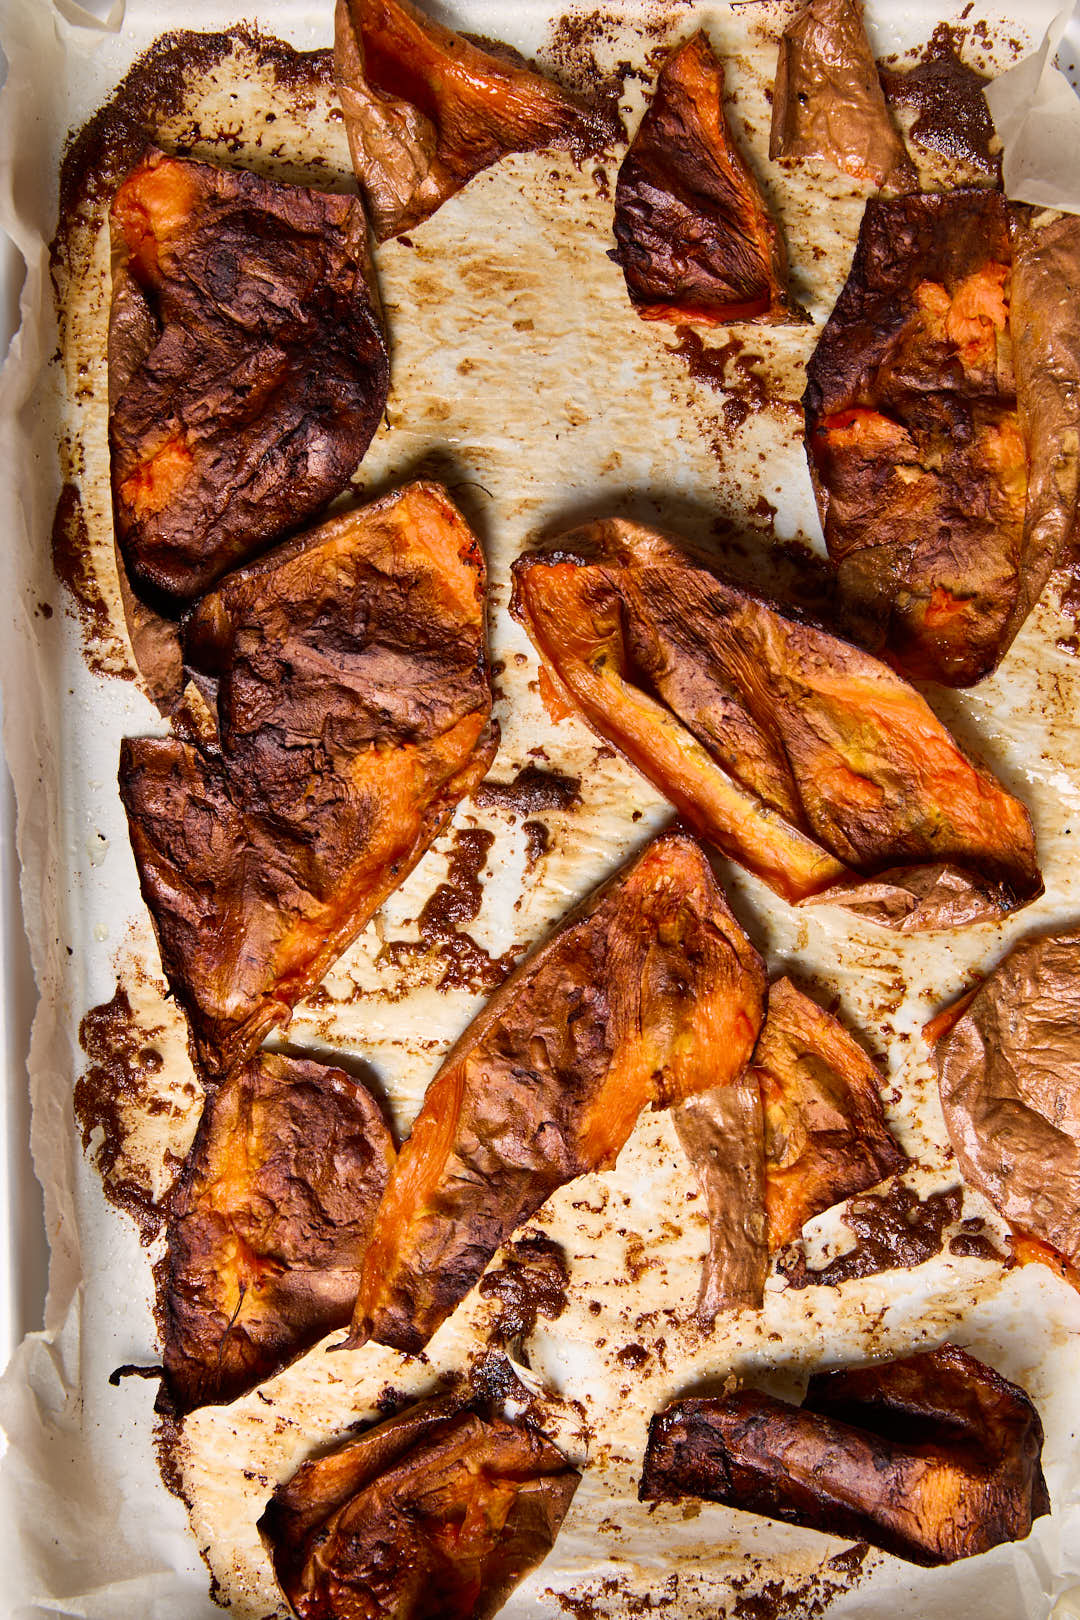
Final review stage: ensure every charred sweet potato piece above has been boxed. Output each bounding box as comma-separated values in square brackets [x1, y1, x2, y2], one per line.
[511, 519, 1041, 930]
[640, 1343, 1050, 1566]
[675, 978, 905, 1321]
[260, 1397, 579, 1620]
[120, 482, 497, 1078]
[109, 149, 389, 610]
[161, 1053, 393, 1413]
[805, 193, 1080, 685]
[770, 0, 915, 191]
[350, 830, 766, 1353]
[612, 31, 805, 326]
[929, 929, 1080, 1269]
[334, 0, 602, 241]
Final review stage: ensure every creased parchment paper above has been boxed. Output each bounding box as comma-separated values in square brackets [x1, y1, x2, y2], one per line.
[1, 2, 1080, 1617]
[984, 3, 1080, 209]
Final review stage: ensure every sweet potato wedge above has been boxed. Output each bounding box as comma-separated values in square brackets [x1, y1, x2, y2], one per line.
[259, 1396, 579, 1620]
[770, 0, 915, 191]
[161, 1052, 393, 1413]
[350, 829, 766, 1352]
[334, 0, 602, 241]
[930, 929, 1080, 1268]
[805, 193, 1080, 685]
[612, 31, 805, 326]
[109, 149, 389, 610]
[675, 978, 905, 1321]
[511, 519, 1041, 930]
[120, 482, 497, 1078]
[640, 1343, 1050, 1566]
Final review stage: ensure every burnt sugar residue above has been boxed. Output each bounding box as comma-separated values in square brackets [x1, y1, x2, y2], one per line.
[474, 762, 582, 815]
[780, 1184, 962, 1290]
[383, 827, 520, 992]
[51, 483, 132, 680]
[53, 25, 332, 276]
[468, 1349, 539, 1409]
[523, 819, 551, 870]
[479, 1232, 569, 1345]
[75, 983, 195, 1243]
[728, 1544, 870, 1620]
[669, 329, 784, 437]
[949, 1216, 1010, 1263]
[881, 25, 998, 175]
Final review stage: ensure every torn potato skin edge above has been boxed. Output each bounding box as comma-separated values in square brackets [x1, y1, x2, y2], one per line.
[770, 0, 916, 192]
[349, 829, 766, 1354]
[159, 1051, 394, 1415]
[929, 928, 1080, 1271]
[333, 0, 606, 242]
[108, 147, 390, 615]
[804, 193, 1080, 687]
[612, 30, 806, 327]
[640, 1343, 1049, 1567]
[259, 1395, 580, 1620]
[119, 481, 498, 1080]
[675, 977, 906, 1323]
[510, 518, 1042, 931]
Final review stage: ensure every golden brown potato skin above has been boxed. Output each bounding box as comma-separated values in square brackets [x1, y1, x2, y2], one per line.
[930, 930, 1080, 1268]
[770, 0, 915, 191]
[612, 31, 805, 326]
[109, 149, 389, 607]
[161, 1053, 394, 1413]
[120, 482, 497, 1079]
[334, 0, 601, 241]
[259, 1397, 579, 1620]
[511, 519, 1041, 930]
[675, 978, 905, 1321]
[803, 191, 1080, 687]
[350, 830, 766, 1353]
[640, 1343, 1050, 1566]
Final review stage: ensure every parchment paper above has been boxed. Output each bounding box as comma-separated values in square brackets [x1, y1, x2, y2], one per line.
[1, 2, 1080, 1617]
[984, 3, 1080, 211]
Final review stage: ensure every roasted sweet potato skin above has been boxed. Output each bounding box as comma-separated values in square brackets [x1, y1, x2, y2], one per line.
[351, 830, 766, 1352]
[161, 1053, 394, 1413]
[109, 149, 389, 608]
[613, 31, 805, 326]
[511, 519, 1041, 930]
[675, 977, 904, 1321]
[931, 930, 1080, 1268]
[334, 0, 602, 241]
[120, 482, 497, 1077]
[259, 1397, 580, 1620]
[640, 1343, 1049, 1566]
[770, 0, 915, 190]
[804, 190, 1033, 686]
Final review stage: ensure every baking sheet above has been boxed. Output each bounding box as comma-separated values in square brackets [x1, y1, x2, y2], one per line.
[2, 1, 1080, 1616]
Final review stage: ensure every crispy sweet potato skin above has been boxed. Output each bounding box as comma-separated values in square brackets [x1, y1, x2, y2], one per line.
[259, 1397, 580, 1620]
[675, 978, 904, 1321]
[351, 830, 766, 1353]
[770, 0, 915, 190]
[511, 519, 1041, 930]
[109, 149, 389, 608]
[612, 31, 805, 326]
[334, 0, 601, 241]
[804, 190, 1034, 686]
[640, 1343, 1049, 1566]
[161, 1053, 393, 1413]
[120, 482, 497, 1078]
[930, 930, 1080, 1267]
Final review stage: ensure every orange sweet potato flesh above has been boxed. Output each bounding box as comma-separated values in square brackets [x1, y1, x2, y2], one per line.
[511, 519, 1041, 931]
[259, 1397, 579, 1620]
[675, 977, 905, 1322]
[161, 1052, 394, 1413]
[612, 31, 805, 326]
[640, 1343, 1050, 1566]
[334, 0, 605, 241]
[119, 482, 497, 1078]
[350, 830, 766, 1353]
